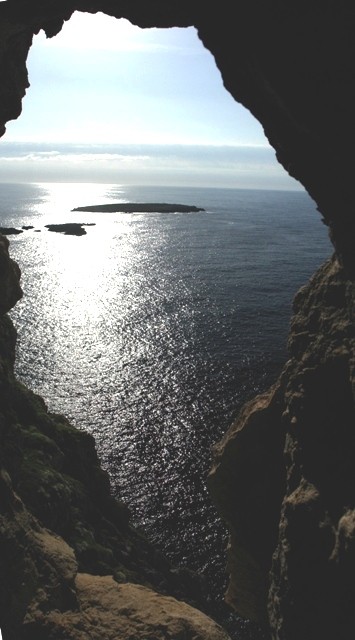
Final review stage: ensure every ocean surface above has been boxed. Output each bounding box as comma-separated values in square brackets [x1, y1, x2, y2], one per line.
[1, 182, 331, 638]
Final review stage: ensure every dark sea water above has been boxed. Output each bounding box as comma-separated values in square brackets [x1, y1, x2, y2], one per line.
[1, 182, 331, 638]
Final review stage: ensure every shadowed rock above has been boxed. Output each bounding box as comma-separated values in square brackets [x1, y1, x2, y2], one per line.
[45, 223, 95, 236]
[209, 256, 355, 638]
[0, 227, 23, 235]
[0, 233, 22, 314]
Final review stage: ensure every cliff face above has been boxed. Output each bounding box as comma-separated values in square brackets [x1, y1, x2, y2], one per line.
[209, 256, 355, 638]
[270, 257, 355, 640]
[0, 2, 355, 639]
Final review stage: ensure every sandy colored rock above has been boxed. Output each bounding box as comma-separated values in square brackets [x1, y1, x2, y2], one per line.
[24, 573, 231, 640]
[32, 529, 78, 583]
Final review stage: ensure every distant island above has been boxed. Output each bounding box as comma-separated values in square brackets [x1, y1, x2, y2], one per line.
[0, 227, 23, 235]
[0, 224, 95, 237]
[45, 223, 95, 236]
[72, 202, 205, 213]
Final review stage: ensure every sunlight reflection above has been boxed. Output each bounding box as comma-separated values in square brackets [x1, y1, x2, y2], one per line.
[16, 182, 142, 332]
[34, 182, 125, 220]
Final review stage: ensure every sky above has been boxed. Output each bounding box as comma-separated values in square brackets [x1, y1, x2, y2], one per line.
[0, 11, 301, 189]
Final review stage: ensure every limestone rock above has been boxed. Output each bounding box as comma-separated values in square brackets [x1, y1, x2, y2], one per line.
[210, 256, 355, 639]
[1, 470, 229, 640]
[0, 470, 78, 640]
[24, 574, 231, 640]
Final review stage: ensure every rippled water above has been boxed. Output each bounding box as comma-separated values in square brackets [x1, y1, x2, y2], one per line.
[1, 182, 331, 638]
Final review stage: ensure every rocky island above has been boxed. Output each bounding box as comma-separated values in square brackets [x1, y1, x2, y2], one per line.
[0, 227, 23, 235]
[72, 202, 205, 213]
[45, 223, 95, 236]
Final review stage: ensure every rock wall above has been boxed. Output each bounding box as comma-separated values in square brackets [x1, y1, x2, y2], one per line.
[1, 2, 355, 639]
[209, 256, 355, 639]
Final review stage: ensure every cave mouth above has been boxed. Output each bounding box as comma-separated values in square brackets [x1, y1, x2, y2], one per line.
[3, 10, 296, 189]
[6, 193, 331, 635]
[1, 9, 332, 639]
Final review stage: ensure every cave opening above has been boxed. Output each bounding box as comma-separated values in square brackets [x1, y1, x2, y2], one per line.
[3, 11, 294, 188]
[1, 9, 332, 640]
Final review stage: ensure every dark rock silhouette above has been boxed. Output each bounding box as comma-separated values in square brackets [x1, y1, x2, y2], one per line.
[45, 223, 93, 236]
[72, 202, 205, 213]
[0, 227, 23, 235]
[209, 256, 355, 639]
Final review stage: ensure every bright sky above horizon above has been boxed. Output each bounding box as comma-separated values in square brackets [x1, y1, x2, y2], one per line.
[1, 12, 302, 189]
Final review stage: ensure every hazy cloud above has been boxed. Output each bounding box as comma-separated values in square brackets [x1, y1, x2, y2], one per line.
[0, 142, 302, 190]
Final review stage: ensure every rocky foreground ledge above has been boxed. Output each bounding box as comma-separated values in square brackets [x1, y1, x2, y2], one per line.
[72, 202, 205, 213]
[0, 233, 230, 640]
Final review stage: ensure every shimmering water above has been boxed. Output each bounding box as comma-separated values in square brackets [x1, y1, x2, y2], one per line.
[1, 182, 331, 638]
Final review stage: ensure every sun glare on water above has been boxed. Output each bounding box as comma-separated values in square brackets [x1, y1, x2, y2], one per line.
[34, 182, 122, 218]
[14, 182, 143, 336]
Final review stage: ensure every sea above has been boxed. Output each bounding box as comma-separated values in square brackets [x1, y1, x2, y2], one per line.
[0, 182, 331, 639]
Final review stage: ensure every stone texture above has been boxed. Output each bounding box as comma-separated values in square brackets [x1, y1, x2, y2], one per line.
[209, 384, 286, 625]
[268, 256, 355, 640]
[1, 471, 230, 640]
[24, 573, 231, 640]
[0, 470, 79, 640]
[210, 256, 355, 639]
